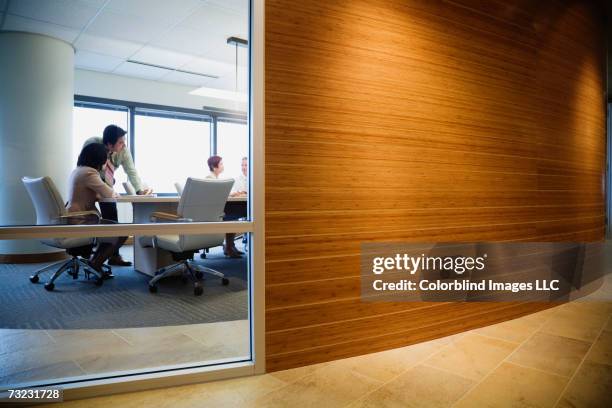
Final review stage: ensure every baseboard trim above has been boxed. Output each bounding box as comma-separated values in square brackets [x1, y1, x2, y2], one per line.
[0, 251, 68, 264]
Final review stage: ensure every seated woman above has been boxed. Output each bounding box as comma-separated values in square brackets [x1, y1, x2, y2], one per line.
[66, 143, 127, 276]
[206, 155, 243, 258]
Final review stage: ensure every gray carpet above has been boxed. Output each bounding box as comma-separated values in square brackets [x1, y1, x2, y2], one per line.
[0, 246, 248, 329]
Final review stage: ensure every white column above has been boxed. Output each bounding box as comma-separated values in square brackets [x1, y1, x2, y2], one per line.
[0, 32, 74, 255]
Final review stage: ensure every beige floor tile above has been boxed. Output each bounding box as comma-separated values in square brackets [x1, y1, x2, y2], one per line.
[351, 364, 474, 408]
[508, 332, 591, 377]
[0, 329, 54, 355]
[518, 306, 561, 326]
[454, 362, 567, 408]
[192, 374, 287, 407]
[268, 362, 329, 384]
[255, 362, 383, 408]
[0, 344, 86, 382]
[46, 383, 206, 408]
[474, 316, 540, 343]
[37, 375, 283, 408]
[585, 330, 612, 366]
[539, 302, 611, 342]
[45, 330, 131, 361]
[426, 332, 466, 347]
[111, 326, 188, 345]
[567, 300, 612, 317]
[328, 341, 440, 382]
[73, 332, 233, 374]
[557, 362, 612, 408]
[423, 333, 517, 381]
[180, 320, 250, 353]
[605, 316, 612, 333]
[0, 360, 84, 388]
[180, 320, 249, 342]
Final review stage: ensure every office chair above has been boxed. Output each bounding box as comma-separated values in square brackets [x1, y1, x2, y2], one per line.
[22, 176, 110, 290]
[175, 180, 211, 259]
[174, 181, 184, 196]
[143, 177, 234, 296]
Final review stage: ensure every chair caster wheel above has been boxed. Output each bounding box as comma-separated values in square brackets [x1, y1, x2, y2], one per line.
[95, 277, 104, 286]
[30, 275, 39, 283]
[222, 278, 229, 285]
[44, 282, 55, 291]
[149, 285, 158, 293]
[194, 285, 203, 296]
[195, 271, 204, 279]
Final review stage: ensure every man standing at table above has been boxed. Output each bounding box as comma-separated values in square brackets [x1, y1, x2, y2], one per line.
[83, 124, 152, 266]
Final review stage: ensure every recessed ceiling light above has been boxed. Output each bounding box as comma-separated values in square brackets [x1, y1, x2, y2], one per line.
[189, 86, 247, 102]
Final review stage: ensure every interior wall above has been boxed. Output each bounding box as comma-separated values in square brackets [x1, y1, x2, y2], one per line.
[264, 0, 607, 371]
[74, 69, 247, 112]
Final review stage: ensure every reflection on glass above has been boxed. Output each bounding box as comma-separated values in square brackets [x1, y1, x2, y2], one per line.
[217, 121, 249, 183]
[0, 231, 251, 389]
[135, 114, 211, 194]
[72, 105, 129, 188]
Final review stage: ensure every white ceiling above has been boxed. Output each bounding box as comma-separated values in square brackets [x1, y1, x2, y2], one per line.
[0, 0, 249, 91]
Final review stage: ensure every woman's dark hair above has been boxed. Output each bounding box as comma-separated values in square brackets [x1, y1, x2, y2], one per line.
[102, 124, 126, 146]
[77, 143, 108, 170]
[207, 155, 222, 171]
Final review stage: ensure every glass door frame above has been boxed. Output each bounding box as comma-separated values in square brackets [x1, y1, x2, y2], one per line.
[0, 0, 265, 399]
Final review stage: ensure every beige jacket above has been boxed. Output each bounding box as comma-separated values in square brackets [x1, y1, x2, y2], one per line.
[66, 166, 117, 213]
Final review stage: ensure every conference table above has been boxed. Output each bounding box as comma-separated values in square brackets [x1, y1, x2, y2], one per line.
[100, 195, 247, 276]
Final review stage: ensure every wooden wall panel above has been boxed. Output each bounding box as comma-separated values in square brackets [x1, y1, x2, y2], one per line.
[265, 0, 606, 371]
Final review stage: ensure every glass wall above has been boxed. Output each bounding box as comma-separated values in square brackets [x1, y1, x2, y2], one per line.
[0, 0, 254, 394]
[0, 231, 250, 389]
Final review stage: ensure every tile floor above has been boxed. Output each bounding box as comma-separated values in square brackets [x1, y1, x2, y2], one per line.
[0, 320, 250, 388]
[36, 274, 612, 408]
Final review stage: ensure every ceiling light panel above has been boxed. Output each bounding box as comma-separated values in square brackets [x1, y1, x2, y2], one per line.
[113, 60, 169, 80]
[131, 46, 195, 70]
[180, 57, 233, 78]
[160, 70, 215, 87]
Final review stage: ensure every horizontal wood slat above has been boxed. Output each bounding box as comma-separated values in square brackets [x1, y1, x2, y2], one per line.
[265, 0, 606, 372]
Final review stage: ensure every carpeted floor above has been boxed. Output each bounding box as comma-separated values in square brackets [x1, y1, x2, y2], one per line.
[0, 246, 248, 330]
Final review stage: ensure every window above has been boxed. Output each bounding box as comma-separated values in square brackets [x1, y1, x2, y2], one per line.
[134, 110, 211, 194]
[217, 120, 249, 183]
[73, 103, 129, 187]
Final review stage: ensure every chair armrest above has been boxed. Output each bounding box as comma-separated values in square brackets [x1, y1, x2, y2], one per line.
[58, 211, 100, 224]
[150, 212, 193, 222]
[60, 210, 100, 218]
